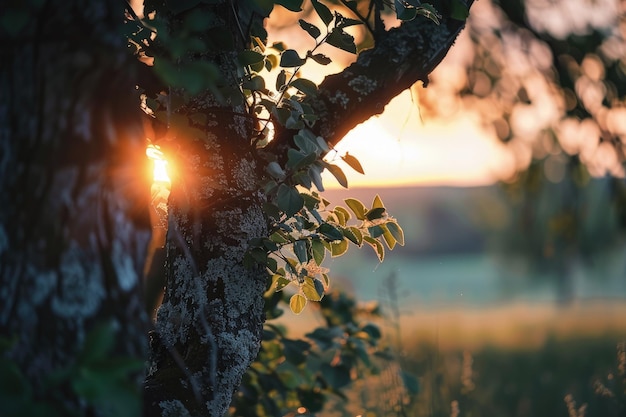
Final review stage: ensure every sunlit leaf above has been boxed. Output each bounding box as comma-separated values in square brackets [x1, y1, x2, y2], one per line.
[290, 293, 307, 314]
[324, 163, 348, 188]
[302, 277, 323, 301]
[372, 195, 384, 209]
[341, 152, 364, 174]
[334, 206, 351, 222]
[344, 198, 366, 220]
[273, 274, 291, 291]
[330, 238, 348, 257]
[381, 224, 397, 250]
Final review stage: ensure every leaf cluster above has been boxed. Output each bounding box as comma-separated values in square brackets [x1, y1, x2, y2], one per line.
[231, 289, 391, 416]
[248, 146, 405, 313]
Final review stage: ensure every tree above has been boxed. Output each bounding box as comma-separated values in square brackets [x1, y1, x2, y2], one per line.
[413, 0, 626, 302]
[0, 0, 473, 415]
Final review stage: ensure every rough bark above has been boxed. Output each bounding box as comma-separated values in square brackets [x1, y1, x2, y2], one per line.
[143, 3, 269, 416]
[0, 0, 150, 414]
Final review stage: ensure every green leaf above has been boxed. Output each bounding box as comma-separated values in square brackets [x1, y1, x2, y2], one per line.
[293, 240, 309, 263]
[290, 293, 307, 314]
[381, 224, 397, 250]
[311, 238, 326, 265]
[276, 69, 287, 91]
[294, 133, 319, 154]
[302, 277, 324, 301]
[324, 163, 348, 188]
[273, 274, 291, 291]
[280, 49, 306, 67]
[330, 238, 348, 257]
[309, 164, 325, 192]
[344, 198, 366, 220]
[400, 370, 420, 395]
[320, 363, 352, 390]
[298, 19, 321, 39]
[276, 0, 304, 11]
[276, 184, 304, 217]
[242, 75, 265, 91]
[326, 28, 357, 54]
[311, 0, 333, 26]
[366, 207, 386, 221]
[334, 206, 351, 222]
[386, 221, 405, 246]
[239, 50, 265, 67]
[341, 152, 364, 174]
[363, 236, 384, 262]
[266, 161, 286, 180]
[269, 230, 290, 244]
[318, 223, 344, 241]
[451, 0, 470, 20]
[368, 225, 384, 238]
[290, 78, 318, 97]
[342, 226, 362, 246]
[310, 53, 332, 65]
[416, 4, 441, 24]
[372, 194, 385, 209]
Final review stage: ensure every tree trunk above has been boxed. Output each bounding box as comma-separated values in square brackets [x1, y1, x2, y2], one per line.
[143, 3, 269, 416]
[0, 1, 150, 414]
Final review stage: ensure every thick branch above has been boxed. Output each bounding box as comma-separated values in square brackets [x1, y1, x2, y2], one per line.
[272, 1, 473, 151]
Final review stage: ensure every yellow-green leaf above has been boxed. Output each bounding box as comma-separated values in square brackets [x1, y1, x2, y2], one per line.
[372, 195, 384, 209]
[311, 238, 326, 265]
[290, 293, 307, 314]
[334, 206, 351, 222]
[341, 152, 365, 174]
[344, 198, 366, 220]
[272, 274, 291, 292]
[330, 238, 349, 257]
[381, 224, 397, 250]
[302, 277, 323, 301]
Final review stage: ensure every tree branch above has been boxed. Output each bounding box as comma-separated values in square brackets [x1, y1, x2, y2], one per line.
[270, 1, 473, 153]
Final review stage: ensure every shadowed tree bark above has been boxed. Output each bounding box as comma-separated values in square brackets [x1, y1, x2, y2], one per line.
[1, 0, 472, 416]
[0, 0, 150, 415]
